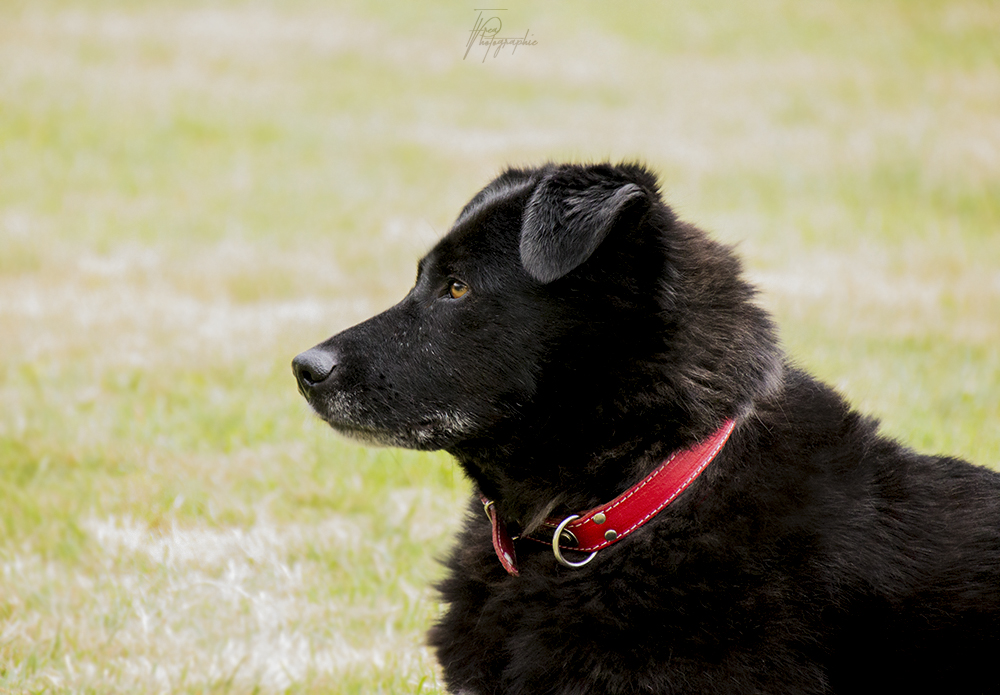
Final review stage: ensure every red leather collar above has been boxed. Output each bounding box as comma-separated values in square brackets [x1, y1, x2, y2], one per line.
[482, 419, 736, 576]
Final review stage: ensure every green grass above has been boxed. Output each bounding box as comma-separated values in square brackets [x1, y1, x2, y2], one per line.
[1, 0, 998, 691]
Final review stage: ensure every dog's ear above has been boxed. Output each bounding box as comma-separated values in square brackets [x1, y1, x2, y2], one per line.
[520, 172, 647, 283]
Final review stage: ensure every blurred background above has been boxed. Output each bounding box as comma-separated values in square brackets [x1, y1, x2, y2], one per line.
[1, 0, 997, 692]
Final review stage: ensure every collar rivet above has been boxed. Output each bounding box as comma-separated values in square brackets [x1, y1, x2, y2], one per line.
[593, 513, 606, 524]
[604, 529, 618, 541]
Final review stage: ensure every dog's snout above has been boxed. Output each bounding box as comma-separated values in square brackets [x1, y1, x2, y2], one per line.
[292, 347, 337, 391]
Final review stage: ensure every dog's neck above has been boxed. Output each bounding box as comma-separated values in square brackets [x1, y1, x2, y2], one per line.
[450, 407, 722, 530]
[450, 359, 783, 529]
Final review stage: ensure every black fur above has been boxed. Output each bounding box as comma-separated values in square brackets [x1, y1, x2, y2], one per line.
[292, 162, 1000, 694]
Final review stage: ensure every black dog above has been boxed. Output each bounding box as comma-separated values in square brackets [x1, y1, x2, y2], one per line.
[293, 162, 1000, 694]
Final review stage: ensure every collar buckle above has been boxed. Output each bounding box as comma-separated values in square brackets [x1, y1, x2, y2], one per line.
[551, 515, 598, 568]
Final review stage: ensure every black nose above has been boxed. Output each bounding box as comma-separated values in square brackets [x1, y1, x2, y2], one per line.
[292, 347, 337, 392]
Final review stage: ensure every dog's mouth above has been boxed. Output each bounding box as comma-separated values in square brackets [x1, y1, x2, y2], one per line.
[322, 419, 401, 448]
[312, 402, 476, 452]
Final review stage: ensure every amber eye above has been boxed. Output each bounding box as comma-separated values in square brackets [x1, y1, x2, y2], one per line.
[449, 280, 469, 299]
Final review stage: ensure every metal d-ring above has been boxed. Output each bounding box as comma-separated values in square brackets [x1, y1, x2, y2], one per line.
[552, 515, 598, 568]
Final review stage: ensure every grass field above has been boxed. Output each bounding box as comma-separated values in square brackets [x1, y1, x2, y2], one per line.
[1, 0, 998, 692]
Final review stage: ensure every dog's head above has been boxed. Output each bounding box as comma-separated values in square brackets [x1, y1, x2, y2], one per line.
[293, 163, 780, 477]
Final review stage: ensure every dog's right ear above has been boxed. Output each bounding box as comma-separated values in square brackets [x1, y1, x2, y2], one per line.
[520, 170, 648, 283]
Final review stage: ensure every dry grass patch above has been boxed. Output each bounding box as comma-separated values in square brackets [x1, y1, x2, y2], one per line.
[2, 511, 452, 692]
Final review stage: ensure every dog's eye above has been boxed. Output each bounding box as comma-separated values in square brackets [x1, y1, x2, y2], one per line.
[449, 280, 469, 299]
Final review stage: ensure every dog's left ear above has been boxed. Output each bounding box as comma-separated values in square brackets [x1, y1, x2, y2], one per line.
[520, 171, 648, 283]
